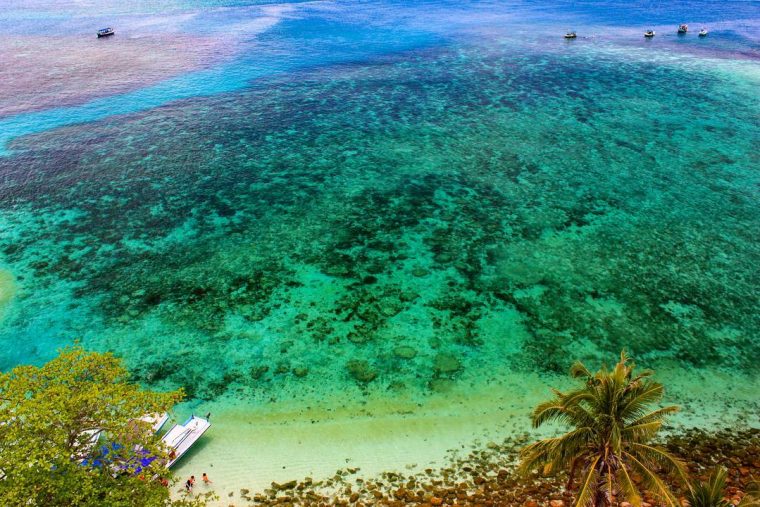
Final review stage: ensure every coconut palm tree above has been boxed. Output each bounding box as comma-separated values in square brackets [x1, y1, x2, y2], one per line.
[686, 468, 760, 507]
[519, 350, 687, 507]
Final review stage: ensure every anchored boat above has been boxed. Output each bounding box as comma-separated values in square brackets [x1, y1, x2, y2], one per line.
[564, 31, 577, 39]
[140, 412, 169, 434]
[644, 30, 656, 38]
[97, 27, 115, 38]
[678, 24, 688, 34]
[162, 414, 211, 468]
[699, 28, 709, 37]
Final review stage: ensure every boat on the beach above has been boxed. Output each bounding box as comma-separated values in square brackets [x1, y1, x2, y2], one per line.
[140, 412, 169, 434]
[678, 24, 688, 34]
[97, 27, 115, 38]
[564, 31, 577, 39]
[699, 28, 709, 37]
[644, 30, 656, 38]
[161, 414, 211, 468]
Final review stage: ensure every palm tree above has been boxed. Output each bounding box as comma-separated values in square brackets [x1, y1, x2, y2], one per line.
[519, 350, 688, 507]
[685, 468, 760, 507]
[685, 467, 732, 507]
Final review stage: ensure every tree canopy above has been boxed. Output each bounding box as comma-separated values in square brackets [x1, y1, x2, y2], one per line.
[519, 350, 687, 507]
[0, 346, 205, 506]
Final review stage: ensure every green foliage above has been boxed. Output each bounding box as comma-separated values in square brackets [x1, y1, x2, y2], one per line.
[685, 468, 760, 507]
[519, 350, 687, 507]
[740, 480, 760, 507]
[0, 346, 210, 506]
[685, 467, 731, 507]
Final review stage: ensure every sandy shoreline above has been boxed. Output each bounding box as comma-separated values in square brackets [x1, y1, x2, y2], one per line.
[170, 367, 759, 505]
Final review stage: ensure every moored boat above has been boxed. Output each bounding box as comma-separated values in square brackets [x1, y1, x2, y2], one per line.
[644, 30, 655, 38]
[162, 414, 211, 468]
[564, 31, 577, 39]
[699, 28, 708, 37]
[140, 412, 169, 434]
[97, 27, 115, 38]
[678, 24, 688, 34]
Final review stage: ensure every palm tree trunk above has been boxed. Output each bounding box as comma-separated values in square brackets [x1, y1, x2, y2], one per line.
[567, 457, 581, 491]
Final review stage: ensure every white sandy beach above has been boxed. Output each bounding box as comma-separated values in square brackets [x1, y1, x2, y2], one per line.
[171, 367, 760, 505]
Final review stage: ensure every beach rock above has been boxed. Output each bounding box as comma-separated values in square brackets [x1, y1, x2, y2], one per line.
[272, 480, 297, 491]
[550, 500, 565, 507]
[430, 497, 443, 505]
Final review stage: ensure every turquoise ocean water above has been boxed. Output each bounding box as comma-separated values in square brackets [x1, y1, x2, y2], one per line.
[0, 0, 758, 432]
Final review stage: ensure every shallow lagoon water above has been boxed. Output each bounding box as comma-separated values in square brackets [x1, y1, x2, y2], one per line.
[0, 0, 759, 498]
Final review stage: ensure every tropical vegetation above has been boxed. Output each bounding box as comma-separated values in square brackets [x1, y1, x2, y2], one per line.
[519, 350, 687, 507]
[685, 467, 760, 507]
[0, 346, 208, 506]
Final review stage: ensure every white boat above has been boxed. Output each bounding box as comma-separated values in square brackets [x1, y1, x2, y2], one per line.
[72, 428, 102, 461]
[564, 31, 577, 39]
[644, 30, 655, 38]
[161, 414, 211, 467]
[140, 412, 169, 434]
[699, 28, 708, 37]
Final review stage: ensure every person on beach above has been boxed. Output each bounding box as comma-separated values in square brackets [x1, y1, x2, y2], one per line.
[202, 472, 212, 484]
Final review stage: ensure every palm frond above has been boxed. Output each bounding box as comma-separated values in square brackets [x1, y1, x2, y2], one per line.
[627, 406, 680, 428]
[624, 450, 679, 507]
[686, 467, 731, 507]
[616, 464, 643, 507]
[574, 456, 601, 507]
[532, 401, 573, 428]
[622, 420, 663, 442]
[629, 443, 688, 484]
[706, 467, 728, 501]
[570, 361, 592, 379]
[518, 438, 561, 475]
[518, 428, 593, 476]
[620, 382, 666, 420]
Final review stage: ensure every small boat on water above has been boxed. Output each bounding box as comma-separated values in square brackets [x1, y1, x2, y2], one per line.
[162, 414, 211, 468]
[97, 27, 115, 38]
[564, 31, 577, 39]
[644, 30, 656, 38]
[699, 28, 709, 37]
[678, 24, 688, 34]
